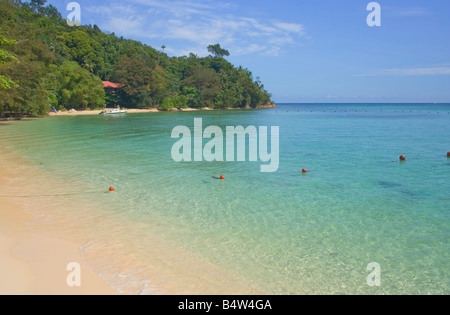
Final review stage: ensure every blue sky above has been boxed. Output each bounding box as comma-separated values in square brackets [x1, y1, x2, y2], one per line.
[48, 0, 450, 103]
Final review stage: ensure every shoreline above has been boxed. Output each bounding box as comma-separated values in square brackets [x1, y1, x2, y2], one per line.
[47, 103, 276, 117]
[49, 108, 159, 116]
[0, 148, 117, 295]
[0, 104, 276, 120]
[0, 138, 260, 295]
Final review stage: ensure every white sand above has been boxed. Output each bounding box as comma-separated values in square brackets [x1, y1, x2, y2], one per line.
[0, 149, 117, 295]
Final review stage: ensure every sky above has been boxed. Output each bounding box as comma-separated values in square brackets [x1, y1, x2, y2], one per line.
[48, 0, 450, 103]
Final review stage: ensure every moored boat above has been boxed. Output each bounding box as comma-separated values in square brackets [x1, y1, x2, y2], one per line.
[99, 108, 127, 115]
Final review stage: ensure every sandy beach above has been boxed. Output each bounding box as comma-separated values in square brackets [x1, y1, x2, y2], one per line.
[48, 108, 160, 116]
[47, 108, 215, 116]
[46, 105, 273, 116]
[0, 135, 259, 295]
[0, 148, 117, 295]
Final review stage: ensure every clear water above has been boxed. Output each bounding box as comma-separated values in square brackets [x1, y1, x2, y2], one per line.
[1, 104, 449, 294]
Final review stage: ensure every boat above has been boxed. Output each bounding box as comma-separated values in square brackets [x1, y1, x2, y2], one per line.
[99, 108, 127, 115]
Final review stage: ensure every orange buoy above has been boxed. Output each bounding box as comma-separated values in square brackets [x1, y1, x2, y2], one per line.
[302, 168, 307, 173]
[109, 187, 115, 192]
[399, 155, 406, 161]
[220, 175, 225, 180]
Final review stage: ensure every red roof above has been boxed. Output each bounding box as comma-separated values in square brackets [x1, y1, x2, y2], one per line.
[103, 81, 124, 89]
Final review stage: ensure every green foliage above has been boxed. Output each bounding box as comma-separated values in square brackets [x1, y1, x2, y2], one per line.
[0, 31, 18, 89]
[56, 62, 105, 110]
[181, 86, 202, 108]
[182, 67, 221, 107]
[207, 44, 230, 58]
[160, 95, 188, 110]
[39, 4, 62, 20]
[62, 30, 104, 74]
[0, 47, 51, 116]
[105, 89, 121, 108]
[30, 0, 47, 13]
[0, 35, 54, 116]
[111, 56, 167, 108]
[0, 0, 272, 117]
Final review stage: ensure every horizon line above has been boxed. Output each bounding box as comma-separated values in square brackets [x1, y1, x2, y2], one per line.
[273, 102, 450, 104]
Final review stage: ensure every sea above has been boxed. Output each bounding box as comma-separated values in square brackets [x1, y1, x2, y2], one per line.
[1, 103, 449, 294]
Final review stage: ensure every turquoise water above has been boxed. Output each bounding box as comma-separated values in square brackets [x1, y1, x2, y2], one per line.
[1, 104, 449, 294]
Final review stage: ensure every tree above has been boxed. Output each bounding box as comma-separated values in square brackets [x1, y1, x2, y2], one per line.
[0, 39, 54, 117]
[30, 0, 48, 13]
[57, 62, 105, 110]
[182, 67, 221, 108]
[0, 31, 18, 89]
[181, 86, 202, 108]
[111, 56, 168, 108]
[40, 4, 62, 20]
[62, 31, 104, 74]
[160, 95, 188, 110]
[207, 44, 230, 58]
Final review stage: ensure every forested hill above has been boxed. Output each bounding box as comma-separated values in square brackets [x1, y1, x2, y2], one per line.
[0, 0, 274, 117]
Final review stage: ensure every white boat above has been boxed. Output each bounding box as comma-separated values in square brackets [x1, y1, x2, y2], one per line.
[99, 108, 127, 115]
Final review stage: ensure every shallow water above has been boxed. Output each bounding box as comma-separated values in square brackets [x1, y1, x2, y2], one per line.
[2, 103, 449, 294]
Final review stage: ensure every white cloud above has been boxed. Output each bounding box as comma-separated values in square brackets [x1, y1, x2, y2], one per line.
[273, 22, 305, 36]
[355, 66, 450, 77]
[262, 46, 282, 57]
[382, 67, 450, 76]
[396, 7, 432, 17]
[86, 0, 308, 57]
[383, 5, 433, 18]
[103, 16, 148, 38]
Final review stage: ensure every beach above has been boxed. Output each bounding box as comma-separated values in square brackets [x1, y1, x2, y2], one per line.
[46, 104, 275, 117]
[0, 148, 117, 295]
[47, 108, 216, 116]
[48, 108, 160, 116]
[0, 136, 259, 295]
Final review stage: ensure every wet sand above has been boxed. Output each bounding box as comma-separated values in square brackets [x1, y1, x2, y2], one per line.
[0, 148, 117, 295]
